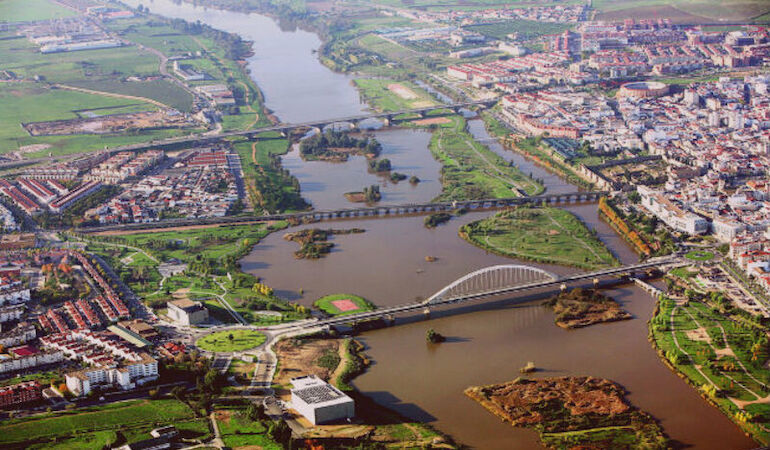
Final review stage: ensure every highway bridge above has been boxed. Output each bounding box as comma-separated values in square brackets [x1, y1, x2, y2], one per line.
[288, 255, 682, 330]
[0, 99, 497, 171]
[79, 190, 606, 233]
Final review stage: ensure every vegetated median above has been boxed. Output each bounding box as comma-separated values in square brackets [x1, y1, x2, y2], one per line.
[460, 206, 619, 270]
[649, 293, 770, 445]
[314, 293, 375, 316]
[465, 376, 668, 449]
[196, 329, 267, 352]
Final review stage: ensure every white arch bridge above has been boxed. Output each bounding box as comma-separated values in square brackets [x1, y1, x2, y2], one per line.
[423, 265, 557, 305]
[291, 256, 682, 330]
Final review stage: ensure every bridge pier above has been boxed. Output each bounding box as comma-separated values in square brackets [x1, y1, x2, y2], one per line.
[593, 278, 599, 288]
[382, 116, 392, 127]
[423, 307, 430, 317]
[385, 314, 395, 325]
[560, 283, 567, 292]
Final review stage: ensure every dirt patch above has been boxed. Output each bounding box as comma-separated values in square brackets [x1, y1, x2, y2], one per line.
[412, 100, 434, 108]
[465, 376, 630, 427]
[547, 229, 560, 236]
[18, 144, 51, 153]
[387, 83, 418, 100]
[686, 328, 712, 344]
[273, 338, 340, 387]
[412, 117, 451, 126]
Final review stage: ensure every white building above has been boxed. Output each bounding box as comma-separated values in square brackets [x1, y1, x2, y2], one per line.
[290, 375, 355, 425]
[65, 354, 158, 396]
[0, 350, 63, 374]
[637, 186, 710, 235]
[167, 299, 208, 326]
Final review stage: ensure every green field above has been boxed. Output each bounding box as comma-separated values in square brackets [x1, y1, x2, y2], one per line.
[650, 296, 770, 444]
[0, 399, 195, 447]
[593, 0, 770, 22]
[314, 293, 375, 316]
[354, 78, 436, 112]
[197, 329, 267, 352]
[67, 79, 193, 112]
[461, 207, 620, 270]
[686, 250, 715, 261]
[464, 20, 573, 41]
[430, 116, 543, 200]
[0, 0, 76, 22]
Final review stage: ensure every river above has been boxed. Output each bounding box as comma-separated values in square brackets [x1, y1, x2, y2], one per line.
[129, 1, 756, 448]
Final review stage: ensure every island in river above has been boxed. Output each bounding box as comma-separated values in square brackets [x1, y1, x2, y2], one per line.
[465, 376, 669, 449]
[283, 228, 365, 259]
[460, 206, 620, 270]
[544, 287, 632, 329]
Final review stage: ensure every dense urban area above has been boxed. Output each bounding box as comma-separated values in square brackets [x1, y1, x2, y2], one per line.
[0, 0, 770, 448]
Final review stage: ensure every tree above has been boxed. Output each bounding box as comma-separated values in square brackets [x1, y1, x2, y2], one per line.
[426, 328, 446, 343]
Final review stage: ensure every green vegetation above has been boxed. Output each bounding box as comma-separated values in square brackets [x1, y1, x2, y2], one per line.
[426, 328, 446, 343]
[650, 294, 770, 444]
[76, 222, 309, 325]
[196, 329, 267, 352]
[461, 207, 619, 270]
[314, 293, 374, 316]
[424, 212, 452, 228]
[431, 116, 543, 200]
[0, 399, 195, 448]
[686, 250, 715, 261]
[508, 135, 594, 191]
[283, 228, 364, 259]
[354, 78, 436, 112]
[593, 0, 770, 23]
[67, 79, 193, 113]
[545, 287, 632, 329]
[0, 0, 75, 22]
[299, 129, 382, 160]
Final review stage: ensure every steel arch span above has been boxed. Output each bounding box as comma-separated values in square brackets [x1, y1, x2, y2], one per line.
[424, 265, 558, 305]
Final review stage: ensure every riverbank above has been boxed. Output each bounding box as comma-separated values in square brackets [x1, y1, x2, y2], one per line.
[459, 206, 619, 270]
[649, 294, 770, 445]
[273, 334, 457, 447]
[465, 376, 669, 449]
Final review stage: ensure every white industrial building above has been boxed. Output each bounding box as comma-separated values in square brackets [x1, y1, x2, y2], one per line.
[637, 186, 710, 235]
[290, 375, 355, 425]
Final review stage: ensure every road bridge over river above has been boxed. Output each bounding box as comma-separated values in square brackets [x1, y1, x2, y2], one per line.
[0, 99, 497, 171]
[79, 190, 607, 233]
[198, 255, 682, 345]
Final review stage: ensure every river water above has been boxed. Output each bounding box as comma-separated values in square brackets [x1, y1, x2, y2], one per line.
[131, 1, 756, 448]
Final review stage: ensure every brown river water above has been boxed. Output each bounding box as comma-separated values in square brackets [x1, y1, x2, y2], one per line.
[126, 0, 757, 446]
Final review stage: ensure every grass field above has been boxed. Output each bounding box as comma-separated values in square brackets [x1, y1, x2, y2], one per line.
[593, 0, 770, 22]
[0, 0, 76, 22]
[430, 116, 543, 200]
[67, 79, 193, 112]
[196, 329, 267, 352]
[686, 250, 715, 261]
[650, 296, 770, 444]
[461, 207, 619, 270]
[0, 399, 194, 447]
[354, 78, 436, 112]
[314, 293, 375, 316]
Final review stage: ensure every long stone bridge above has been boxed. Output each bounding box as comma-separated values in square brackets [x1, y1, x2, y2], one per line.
[79, 190, 607, 233]
[0, 99, 498, 171]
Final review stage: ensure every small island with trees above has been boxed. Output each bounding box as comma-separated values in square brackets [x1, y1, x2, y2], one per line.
[426, 328, 446, 343]
[465, 376, 668, 449]
[345, 185, 381, 203]
[300, 129, 382, 161]
[544, 287, 632, 329]
[283, 228, 365, 259]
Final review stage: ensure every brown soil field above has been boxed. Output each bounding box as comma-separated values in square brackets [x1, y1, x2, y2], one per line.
[273, 338, 341, 387]
[465, 376, 630, 427]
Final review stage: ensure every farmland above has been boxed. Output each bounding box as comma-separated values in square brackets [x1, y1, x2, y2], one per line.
[0, 399, 197, 448]
[0, 0, 76, 22]
[593, 0, 770, 23]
